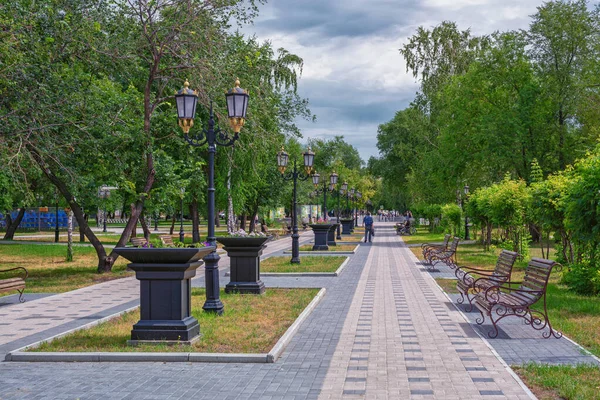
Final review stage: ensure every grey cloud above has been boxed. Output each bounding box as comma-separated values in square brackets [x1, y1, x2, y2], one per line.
[255, 0, 421, 41]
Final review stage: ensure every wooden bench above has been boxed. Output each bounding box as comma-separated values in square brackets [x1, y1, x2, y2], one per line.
[455, 250, 518, 311]
[473, 258, 562, 339]
[427, 237, 460, 270]
[421, 234, 451, 259]
[130, 237, 149, 247]
[159, 235, 175, 247]
[0, 267, 28, 302]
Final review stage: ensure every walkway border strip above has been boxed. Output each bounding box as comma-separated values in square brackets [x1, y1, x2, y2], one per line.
[5, 288, 326, 363]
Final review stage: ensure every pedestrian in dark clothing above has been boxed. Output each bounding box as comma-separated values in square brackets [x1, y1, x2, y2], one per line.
[363, 212, 374, 243]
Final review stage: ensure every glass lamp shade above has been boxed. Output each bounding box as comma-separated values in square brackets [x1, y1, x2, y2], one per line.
[464, 185, 470, 195]
[341, 182, 348, 192]
[175, 81, 198, 119]
[225, 78, 249, 118]
[357, 192, 362, 199]
[226, 78, 249, 133]
[312, 173, 320, 187]
[329, 183, 334, 192]
[330, 172, 338, 186]
[175, 81, 198, 134]
[303, 147, 315, 173]
[277, 147, 289, 174]
[349, 188, 355, 195]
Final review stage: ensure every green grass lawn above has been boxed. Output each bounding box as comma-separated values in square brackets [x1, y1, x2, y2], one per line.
[261, 256, 347, 273]
[31, 288, 319, 353]
[514, 364, 600, 400]
[0, 243, 131, 294]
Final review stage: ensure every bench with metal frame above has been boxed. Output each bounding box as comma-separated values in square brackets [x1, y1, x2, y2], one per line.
[421, 234, 451, 260]
[473, 257, 562, 339]
[427, 237, 460, 270]
[159, 235, 175, 247]
[0, 267, 28, 302]
[455, 250, 518, 311]
[130, 237, 149, 247]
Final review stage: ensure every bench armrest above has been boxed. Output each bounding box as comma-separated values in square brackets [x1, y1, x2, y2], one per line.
[482, 283, 541, 303]
[0, 267, 28, 280]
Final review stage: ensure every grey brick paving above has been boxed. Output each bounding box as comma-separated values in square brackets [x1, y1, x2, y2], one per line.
[0, 224, 596, 398]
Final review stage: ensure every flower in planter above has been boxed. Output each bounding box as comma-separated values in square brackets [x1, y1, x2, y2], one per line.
[227, 229, 267, 237]
[313, 218, 332, 224]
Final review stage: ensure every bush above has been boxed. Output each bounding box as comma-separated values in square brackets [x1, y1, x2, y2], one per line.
[441, 203, 462, 236]
[562, 263, 600, 295]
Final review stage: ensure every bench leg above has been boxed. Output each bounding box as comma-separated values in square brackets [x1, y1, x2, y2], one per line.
[18, 288, 25, 303]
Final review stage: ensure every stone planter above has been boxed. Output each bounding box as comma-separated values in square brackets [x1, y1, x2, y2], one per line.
[113, 246, 215, 343]
[309, 224, 335, 251]
[340, 218, 354, 235]
[216, 236, 271, 295]
[327, 223, 339, 246]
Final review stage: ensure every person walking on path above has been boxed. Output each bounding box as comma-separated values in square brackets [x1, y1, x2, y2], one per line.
[363, 212, 374, 243]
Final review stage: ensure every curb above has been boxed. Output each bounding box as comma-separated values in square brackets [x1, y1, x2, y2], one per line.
[5, 289, 327, 364]
[261, 257, 350, 277]
[267, 287, 326, 362]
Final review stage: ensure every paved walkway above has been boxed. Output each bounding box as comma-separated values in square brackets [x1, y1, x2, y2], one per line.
[0, 224, 589, 399]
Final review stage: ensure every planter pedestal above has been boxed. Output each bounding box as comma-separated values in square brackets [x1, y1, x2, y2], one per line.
[113, 247, 214, 343]
[327, 224, 339, 246]
[309, 224, 335, 251]
[217, 237, 270, 294]
[341, 219, 354, 235]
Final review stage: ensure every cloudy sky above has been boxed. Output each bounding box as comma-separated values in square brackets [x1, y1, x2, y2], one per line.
[243, 0, 546, 163]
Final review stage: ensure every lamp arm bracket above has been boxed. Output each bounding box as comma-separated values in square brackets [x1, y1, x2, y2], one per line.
[214, 127, 239, 147]
[282, 172, 295, 181]
[185, 133, 208, 147]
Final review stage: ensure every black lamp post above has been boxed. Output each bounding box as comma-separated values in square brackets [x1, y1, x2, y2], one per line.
[98, 185, 110, 233]
[54, 192, 60, 243]
[337, 181, 348, 240]
[277, 146, 315, 264]
[153, 211, 159, 231]
[464, 184, 470, 240]
[179, 188, 185, 243]
[312, 172, 337, 220]
[176, 78, 249, 315]
[355, 191, 362, 226]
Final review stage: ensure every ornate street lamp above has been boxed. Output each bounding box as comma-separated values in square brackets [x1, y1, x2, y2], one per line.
[277, 147, 315, 263]
[464, 184, 470, 240]
[312, 173, 320, 188]
[175, 78, 249, 315]
[179, 188, 185, 243]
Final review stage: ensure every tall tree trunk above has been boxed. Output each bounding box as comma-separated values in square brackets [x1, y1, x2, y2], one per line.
[249, 203, 259, 233]
[140, 211, 150, 240]
[191, 197, 200, 243]
[27, 144, 112, 272]
[3, 208, 25, 240]
[169, 214, 176, 235]
[79, 214, 86, 242]
[240, 213, 247, 231]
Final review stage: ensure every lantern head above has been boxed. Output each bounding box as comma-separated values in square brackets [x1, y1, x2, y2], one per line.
[225, 78, 249, 133]
[175, 80, 198, 134]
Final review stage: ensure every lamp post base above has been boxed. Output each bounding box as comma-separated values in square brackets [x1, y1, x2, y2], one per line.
[202, 251, 224, 315]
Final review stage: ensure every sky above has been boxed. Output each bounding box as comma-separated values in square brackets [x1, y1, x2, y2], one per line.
[242, 0, 547, 163]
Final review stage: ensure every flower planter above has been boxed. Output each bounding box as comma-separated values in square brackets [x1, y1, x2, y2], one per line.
[216, 236, 271, 295]
[327, 223, 339, 246]
[113, 247, 215, 343]
[309, 224, 335, 251]
[340, 218, 354, 235]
